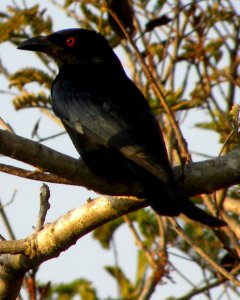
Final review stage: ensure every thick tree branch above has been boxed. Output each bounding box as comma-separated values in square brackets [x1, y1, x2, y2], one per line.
[0, 129, 240, 197]
[0, 129, 141, 195]
[0, 193, 239, 298]
[0, 195, 145, 299]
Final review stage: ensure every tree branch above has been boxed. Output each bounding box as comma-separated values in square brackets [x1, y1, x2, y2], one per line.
[0, 129, 240, 197]
[0, 195, 145, 299]
[0, 163, 75, 185]
[0, 129, 141, 195]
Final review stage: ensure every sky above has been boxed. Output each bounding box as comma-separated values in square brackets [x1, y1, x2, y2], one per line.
[0, 1, 237, 299]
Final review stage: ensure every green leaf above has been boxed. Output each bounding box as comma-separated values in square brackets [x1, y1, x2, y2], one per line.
[50, 279, 98, 300]
[93, 217, 125, 249]
[135, 250, 148, 288]
[105, 266, 135, 299]
[136, 209, 159, 247]
[93, 212, 138, 249]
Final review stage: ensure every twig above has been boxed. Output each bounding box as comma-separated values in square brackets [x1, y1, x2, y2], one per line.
[169, 218, 240, 286]
[0, 191, 17, 240]
[201, 194, 220, 217]
[0, 57, 10, 77]
[138, 272, 158, 300]
[0, 117, 14, 132]
[178, 262, 240, 300]
[0, 189, 17, 210]
[177, 278, 227, 300]
[35, 184, 51, 232]
[38, 131, 65, 142]
[111, 237, 121, 299]
[156, 215, 167, 251]
[123, 215, 157, 270]
[169, 261, 196, 288]
[0, 163, 77, 186]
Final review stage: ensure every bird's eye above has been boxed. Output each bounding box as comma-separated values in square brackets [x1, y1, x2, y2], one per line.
[66, 37, 75, 47]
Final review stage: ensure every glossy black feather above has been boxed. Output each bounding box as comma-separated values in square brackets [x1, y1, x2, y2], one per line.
[18, 29, 225, 226]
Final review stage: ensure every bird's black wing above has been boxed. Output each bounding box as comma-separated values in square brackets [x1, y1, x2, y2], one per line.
[52, 76, 173, 184]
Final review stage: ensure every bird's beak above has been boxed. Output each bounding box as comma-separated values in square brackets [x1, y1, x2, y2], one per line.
[18, 36, 50, 53]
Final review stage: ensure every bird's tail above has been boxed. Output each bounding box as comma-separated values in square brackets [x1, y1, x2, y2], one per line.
[180, 196, 226, 227]
[136, 167, 226, 227]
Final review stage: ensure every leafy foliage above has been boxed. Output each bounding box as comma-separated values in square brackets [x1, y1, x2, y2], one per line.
[93, 217, 126, 249]
[12, 91, 51, 110]
[0, 5, 52, 43]
[9, 68, 53, 90]
[46, 279, 98, 300]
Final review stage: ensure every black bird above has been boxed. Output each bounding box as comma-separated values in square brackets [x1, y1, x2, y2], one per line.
[18, 28, 225, 227]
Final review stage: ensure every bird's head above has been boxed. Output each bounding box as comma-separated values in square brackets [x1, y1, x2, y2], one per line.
[18, 28, 118, 67]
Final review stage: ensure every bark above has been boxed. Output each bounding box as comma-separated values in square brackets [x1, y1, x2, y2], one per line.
[0, 129, 240, 197]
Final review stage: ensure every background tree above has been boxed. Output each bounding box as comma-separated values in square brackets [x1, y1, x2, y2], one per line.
[0, 0, 239, 299]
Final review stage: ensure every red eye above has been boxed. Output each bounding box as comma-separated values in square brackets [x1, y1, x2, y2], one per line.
[66, 36, 75, 47]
